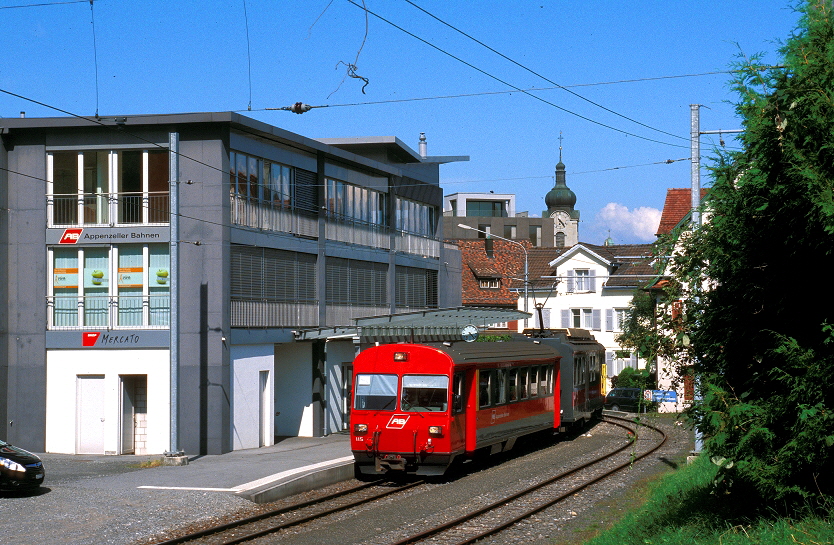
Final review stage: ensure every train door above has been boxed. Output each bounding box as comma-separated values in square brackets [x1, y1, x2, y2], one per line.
[450, 371, 466, 454]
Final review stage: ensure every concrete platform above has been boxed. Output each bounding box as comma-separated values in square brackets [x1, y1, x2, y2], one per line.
[39, 433, 356, 504]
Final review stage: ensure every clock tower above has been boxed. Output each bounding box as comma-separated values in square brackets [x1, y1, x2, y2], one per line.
[543, 136, 579, 247]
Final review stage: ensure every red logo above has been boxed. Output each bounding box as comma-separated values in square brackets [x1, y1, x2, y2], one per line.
[82, 332, 101, 347]
[386, 415, 411, 429]
[60, 228, 83, 244]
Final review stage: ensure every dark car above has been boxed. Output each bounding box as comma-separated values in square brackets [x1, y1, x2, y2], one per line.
[603, 387, 643, 412]
[0, 439, 45, 491]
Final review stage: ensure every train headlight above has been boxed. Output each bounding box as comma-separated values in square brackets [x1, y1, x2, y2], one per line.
[393, 352, 409, 362]
[428, 425, 443, 437]
[353, 424, 368, 434]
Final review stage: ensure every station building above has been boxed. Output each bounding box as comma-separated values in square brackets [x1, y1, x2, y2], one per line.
[0, 112, 465, 456]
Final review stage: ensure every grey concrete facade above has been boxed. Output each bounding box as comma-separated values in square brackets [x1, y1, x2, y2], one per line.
[0, 112, 463, 455]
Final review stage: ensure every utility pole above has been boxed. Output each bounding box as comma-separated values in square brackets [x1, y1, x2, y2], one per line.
[166, 132, 186, 464]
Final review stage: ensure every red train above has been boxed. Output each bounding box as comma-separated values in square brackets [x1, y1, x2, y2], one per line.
[350, 339, 562, 477]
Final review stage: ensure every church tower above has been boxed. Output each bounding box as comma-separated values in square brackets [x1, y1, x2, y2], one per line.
[543, 136, 579, 247]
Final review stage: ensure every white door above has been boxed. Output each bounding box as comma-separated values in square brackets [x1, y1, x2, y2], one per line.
[76, 375, 105, 454]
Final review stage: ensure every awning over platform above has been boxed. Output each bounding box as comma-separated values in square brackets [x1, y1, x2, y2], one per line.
[293, 307, 530, 343]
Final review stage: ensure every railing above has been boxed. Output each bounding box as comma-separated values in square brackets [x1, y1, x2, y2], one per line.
[231, 299, 318, 328]
[230, 194, 318, 238]
[325, 214, 390, 251]
[48, 192, 170, 227]
[47, 294, 170, 330]
[230, 194, 442, 259]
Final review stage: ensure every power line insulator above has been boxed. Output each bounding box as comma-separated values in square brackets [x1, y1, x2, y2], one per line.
[289, 102, 312, 114]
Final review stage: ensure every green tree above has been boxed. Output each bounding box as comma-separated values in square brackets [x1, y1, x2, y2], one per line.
[673, 0, 834, 507]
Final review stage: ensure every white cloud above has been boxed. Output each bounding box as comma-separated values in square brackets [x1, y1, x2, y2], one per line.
[596, 203, 661, 242]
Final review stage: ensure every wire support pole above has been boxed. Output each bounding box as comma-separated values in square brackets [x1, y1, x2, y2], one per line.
[168, 132, 182, 457]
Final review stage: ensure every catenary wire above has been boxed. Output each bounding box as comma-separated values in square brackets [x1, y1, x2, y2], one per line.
[0, 0, 90, 8]
[401, 0, 686, 142]
[344, 0, 688, 150]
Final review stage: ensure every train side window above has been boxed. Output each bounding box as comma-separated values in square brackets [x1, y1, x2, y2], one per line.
[519, 367, 529, 400]
[547, 367, 555, 395]
[479, 370, 492, 408]
[495, 369, 507, 405]
[529, 367, 539, 397]
[452, 372, 465, 414]
[354, 374, 398, 411]
[540, 366, 549, 395]
[507, 368, 518, 402]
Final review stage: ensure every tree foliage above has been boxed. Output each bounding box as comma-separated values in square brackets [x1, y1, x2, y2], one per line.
[669, 0, 834, 507]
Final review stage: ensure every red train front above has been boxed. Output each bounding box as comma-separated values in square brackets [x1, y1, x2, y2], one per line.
[350, 340, 561, 477]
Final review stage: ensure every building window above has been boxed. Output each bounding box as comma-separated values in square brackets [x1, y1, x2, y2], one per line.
[503, 225, 517, 240]
[49, 244, 170, 329]
[395, 196, 435, 236]
[478, 278, 500, 289]
[48, 149, 169, 226]
[327, 178, 386, 226]
[466, 200, 507, 217]
[567, 269, 596, 292]
[529, 225, 541, 247]
[565, 308, 601, 330]
[554, 232, 566, 247]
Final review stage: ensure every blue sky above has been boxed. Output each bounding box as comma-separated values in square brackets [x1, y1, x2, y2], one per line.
[1, 0, 802, 244]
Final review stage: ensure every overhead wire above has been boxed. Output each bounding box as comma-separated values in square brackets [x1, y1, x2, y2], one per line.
[401, 0, 686, 143]
[344, 0, 688, 149]
[89, 0, 100, 117]
[0, 0, 89, 8]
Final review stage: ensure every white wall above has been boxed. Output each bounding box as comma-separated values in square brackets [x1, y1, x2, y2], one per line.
[230, 344, 275, 450]
[45, 349, 170, 454]
[273, 342, 314, 437]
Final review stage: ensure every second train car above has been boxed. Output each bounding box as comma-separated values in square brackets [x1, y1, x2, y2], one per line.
[350, 340, 561, 477]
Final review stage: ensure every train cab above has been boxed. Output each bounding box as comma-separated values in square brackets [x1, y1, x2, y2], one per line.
[350, 340, 560, 478]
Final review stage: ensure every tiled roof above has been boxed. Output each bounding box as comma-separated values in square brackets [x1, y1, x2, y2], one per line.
[656, 188, 709, 235]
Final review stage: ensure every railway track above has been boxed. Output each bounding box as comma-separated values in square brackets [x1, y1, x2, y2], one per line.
[388, 415, 667, 545]
[151, 479, 425, 545]
[152, 415, 665, 545]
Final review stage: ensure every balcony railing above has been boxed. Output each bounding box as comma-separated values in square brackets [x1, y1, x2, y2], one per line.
[47, 294, 170, 330]
[230, 194, 318, 238]
[48, 192, 170, 227]
[231, 194, 442, 259]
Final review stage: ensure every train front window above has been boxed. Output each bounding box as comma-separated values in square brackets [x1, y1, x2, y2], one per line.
[401, 375, 449, 412]
[354, 374, 398, 411]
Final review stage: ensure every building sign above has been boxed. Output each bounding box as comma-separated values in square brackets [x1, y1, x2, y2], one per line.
[59, 228, 83, 244]
[47, 330, 170, 349]
[48, 227, 169, 245]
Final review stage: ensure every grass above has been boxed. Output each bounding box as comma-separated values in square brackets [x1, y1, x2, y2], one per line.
[128, 458, 165, 469]
[580, 454, 834, 545]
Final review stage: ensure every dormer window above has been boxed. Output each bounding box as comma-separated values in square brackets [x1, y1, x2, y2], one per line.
[479, 278, 500, 289]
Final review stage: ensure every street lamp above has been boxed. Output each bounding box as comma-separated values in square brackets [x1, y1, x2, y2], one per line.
[457, 224, 529, 327]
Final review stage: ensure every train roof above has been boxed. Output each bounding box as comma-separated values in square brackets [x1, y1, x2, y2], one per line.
[420, 338, 560, 365]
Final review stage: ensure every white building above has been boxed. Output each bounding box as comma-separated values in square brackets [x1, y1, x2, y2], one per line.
[523, 243, 655, 390]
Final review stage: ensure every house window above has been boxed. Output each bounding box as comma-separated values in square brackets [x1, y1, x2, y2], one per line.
[571, 308, 593, 328]
[614, 308, 628, 331]
[503, 225, 517, 239]
[48, 149, 169, 226]
[575, 269, 590, 291]
[395, 196, 435, 236]
[466, 200, 507, 217]
[567, 269, 596, 292]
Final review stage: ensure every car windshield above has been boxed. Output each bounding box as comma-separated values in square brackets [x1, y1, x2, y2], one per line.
[354, 374, 398, 411]
[401, 375, 449, 412]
